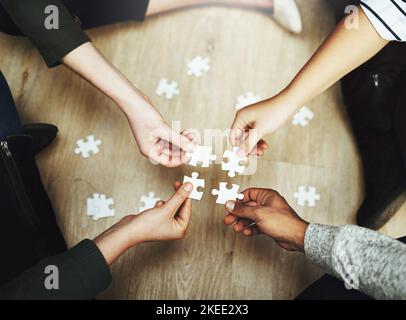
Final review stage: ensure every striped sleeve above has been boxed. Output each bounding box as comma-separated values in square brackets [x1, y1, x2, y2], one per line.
[360, 0, 406, 42]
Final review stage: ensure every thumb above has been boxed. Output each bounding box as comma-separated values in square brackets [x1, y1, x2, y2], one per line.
[225, 200, 258, 221]
[165, 183, 193, 215]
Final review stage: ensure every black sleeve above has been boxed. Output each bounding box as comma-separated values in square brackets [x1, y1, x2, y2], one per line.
[0, 0, 90, 68]
[0, 240, 112, 300]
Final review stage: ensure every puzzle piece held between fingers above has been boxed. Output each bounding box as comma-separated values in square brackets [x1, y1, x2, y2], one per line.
[87, 193, 115, 221]
[156, 78, 180, 100]
[212, 183, 244, 205]
[139, 192, 161, 212]
[221, 147, 248, 177]
[186, 145, 217, 168]
[75, 135, 102, 159]
[183, 172, 205, 200]
[293, 186, 320, 207]
[187, 56, 210, 77]
[292, 106, 314, 127]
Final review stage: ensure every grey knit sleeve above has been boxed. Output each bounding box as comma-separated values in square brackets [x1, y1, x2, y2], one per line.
[304, 224, 406, 300]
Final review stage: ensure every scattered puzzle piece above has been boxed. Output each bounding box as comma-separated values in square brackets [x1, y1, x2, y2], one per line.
[86, 193, 115, 221]
[212, 183, 244, 205]
[236, 92, 262, 110]
[183, 172, 205, 200]
[292, 106, 314, 127]
[74, 135, 102, 159]
[293, 186, 320, 207]
[139, 192, 161, 212]
[156, 78, 180, 99]
[222, 147, 247, 178]
[186, 145, 217, 168]
[187, 56, 210, 77]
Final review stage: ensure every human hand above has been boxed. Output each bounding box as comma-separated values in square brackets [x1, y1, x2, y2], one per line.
[224, 188, 309, 252]
[125, 99, 196, 167]
[230, 93, 299, 156]
[61, 43, 196, 167]
[94, 182, 193, 265]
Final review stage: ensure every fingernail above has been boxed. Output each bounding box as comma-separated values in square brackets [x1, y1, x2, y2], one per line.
[226, 200, 235, 211]
[184, 183, 193, 191]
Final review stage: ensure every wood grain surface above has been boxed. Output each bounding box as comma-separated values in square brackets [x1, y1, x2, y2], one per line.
[0, 0, 404, 299]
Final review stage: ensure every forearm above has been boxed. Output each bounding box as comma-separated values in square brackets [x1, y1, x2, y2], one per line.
[93, 216, 146, 265]
[278, 7, 388, 110]
[61, 42, 149, 115]
[305, 224, 406, 300]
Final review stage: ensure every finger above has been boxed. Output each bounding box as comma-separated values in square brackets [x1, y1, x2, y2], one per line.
[167, 128, 196, 154]
[249, 139, 268, 156]
[180, 151, 191, 164]
[240, 188, 265, 203]
[177, 198, 192, 225]
[174, 181, 182, 191]
[243, 226, 260, 237]
[239, 130, 261, 157]
[224, 213, 239, 225]
[161, 141, 180, 157]
[230, 127, 244, 148]
[181, 130, 196, 142]
[225, 200, 257, 221]
[233, 219, 251, 233]
[155, 200, 165, 208]
[152, 149, 184, 168]
[173, 183, 192, 224]
[165, 182, 193, 214]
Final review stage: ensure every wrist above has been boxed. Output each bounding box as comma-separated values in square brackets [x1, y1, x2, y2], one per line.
[119, 220, 148, 249]
[94, 228, 128, 265]
[114, 89, 149, 115]
[293, 220, 309, 252]
[277, 86, 306, 113]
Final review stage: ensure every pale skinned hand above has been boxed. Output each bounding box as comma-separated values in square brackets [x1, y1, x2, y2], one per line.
[230, 93, 299, 157]
[125, 99, 196, 167]
[62, 43, 196, 168]
[224, 188, 309, 252]
[94, 182, 193, 265]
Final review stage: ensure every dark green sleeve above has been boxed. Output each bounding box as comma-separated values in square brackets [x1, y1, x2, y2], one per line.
[0, 0, 90, 67]
[0, 240, 112, 300]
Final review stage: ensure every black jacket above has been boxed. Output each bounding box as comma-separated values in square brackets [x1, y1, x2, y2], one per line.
[0, 135, 111, 299]
[0, 0, 90, 67]
[0, 0, 150, 67]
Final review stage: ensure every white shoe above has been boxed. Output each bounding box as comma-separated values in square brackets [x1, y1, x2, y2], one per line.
[273, 0, 303, 34]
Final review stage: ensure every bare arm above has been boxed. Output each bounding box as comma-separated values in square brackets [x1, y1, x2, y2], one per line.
[61, 43, 194, 167]
[231, 7, 390, 155]
[61, 42, 148, 115]
[284, 8, 388, 108]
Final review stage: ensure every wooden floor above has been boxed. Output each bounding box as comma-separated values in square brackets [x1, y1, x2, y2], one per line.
[0, 0, 405, 300]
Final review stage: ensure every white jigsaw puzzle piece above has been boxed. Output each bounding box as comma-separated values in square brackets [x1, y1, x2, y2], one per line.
[186, 145, 217, 168]
[292, 106, 314, 127]
[221, 147, 248, 177]
[212, 183, 244, 205]
[139, 192, 161, 212]
[236, 92, 262, 110]
[183, 172, 205, 200]
[156, 78, 180, 99]
[86, 193, 115, 220]
[187, 56, 211, 77]
[293, 186, 320, 207]
[74, 135, 102, 159]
